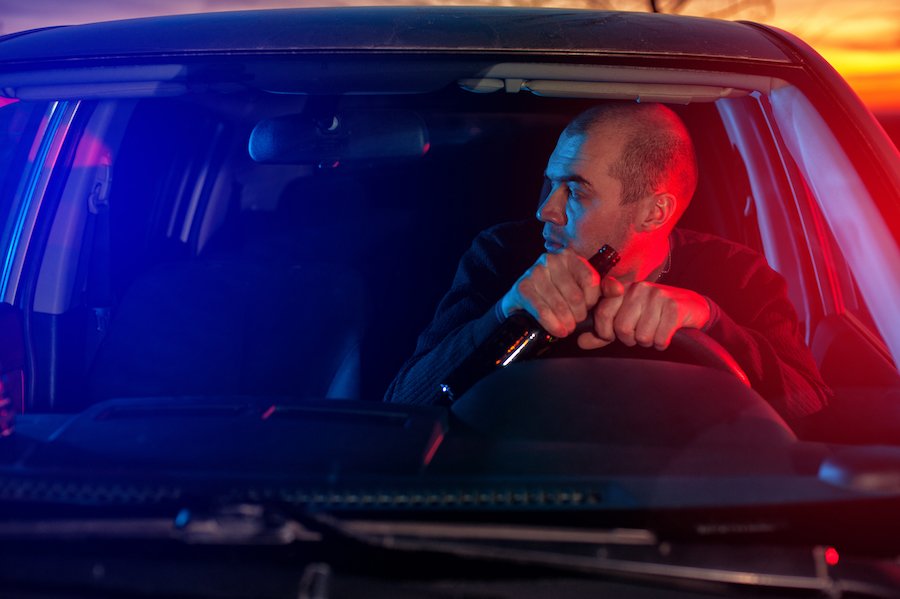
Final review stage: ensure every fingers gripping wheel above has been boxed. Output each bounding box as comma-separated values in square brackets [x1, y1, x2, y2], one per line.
[669, 328, 750, 387]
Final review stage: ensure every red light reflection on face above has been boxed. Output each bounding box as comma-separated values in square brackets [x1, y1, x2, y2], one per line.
[0, 98, 17, 109]
[825, 546, 840, 567]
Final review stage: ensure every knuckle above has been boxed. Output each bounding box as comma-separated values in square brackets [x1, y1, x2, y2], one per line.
[592, 316, 608, 333]
[566, 289, 584, 306]
[530, 262, 548, 279]
[661, 302, 680, 322]
[636, 281, 656, 297]
[596, 303, 616, 321]
[655, 333, 672, 350]
[635, 334, 653, 346]
[551, 298, 569, 315]
[624, 283, 642, 299]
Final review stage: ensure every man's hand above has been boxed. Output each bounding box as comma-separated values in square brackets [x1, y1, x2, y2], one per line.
[578, 276, 711, 351]
[500, 249, 601, 338]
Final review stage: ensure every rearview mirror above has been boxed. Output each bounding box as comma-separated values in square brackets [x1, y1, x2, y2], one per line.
[249, 110, 429, 165]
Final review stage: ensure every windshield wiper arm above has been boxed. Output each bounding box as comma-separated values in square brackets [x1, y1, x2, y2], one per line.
[0, 503, 321, 545]
[313, 515, 895, 598]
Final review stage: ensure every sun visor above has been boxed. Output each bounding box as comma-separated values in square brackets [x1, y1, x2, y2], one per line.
[10, 82, 187, 100]
[460, 79, 747, 103]
[0, 64, 190, 99]
[459, 64, 783, 103]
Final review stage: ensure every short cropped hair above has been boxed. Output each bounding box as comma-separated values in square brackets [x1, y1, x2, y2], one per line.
[565, 103, 698, 210]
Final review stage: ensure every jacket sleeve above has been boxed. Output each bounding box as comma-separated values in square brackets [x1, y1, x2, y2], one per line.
[383, 225, 533, 405]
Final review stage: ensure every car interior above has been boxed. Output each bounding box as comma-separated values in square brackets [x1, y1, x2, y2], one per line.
[0, 59, 898, 445]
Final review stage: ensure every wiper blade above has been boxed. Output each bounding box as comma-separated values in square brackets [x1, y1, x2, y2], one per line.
[314, 515, 897, 598]
[0, 504, 321, 545]
[328, 518, 656, 545]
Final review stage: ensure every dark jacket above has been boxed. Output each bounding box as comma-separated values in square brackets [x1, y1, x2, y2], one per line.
[385, 221, 831, 426]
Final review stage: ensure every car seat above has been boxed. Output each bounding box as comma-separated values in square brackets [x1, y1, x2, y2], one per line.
[87, 257, 364, 401]
[87, 173, 368, 402]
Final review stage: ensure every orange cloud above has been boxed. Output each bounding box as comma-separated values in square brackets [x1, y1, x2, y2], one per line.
[767, 0, 900, 112]
[813, 46, 900, 112]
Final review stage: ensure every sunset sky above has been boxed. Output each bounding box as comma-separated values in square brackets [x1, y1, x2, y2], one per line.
[761, 0, 900, 113]
[0, 0, 898, 113]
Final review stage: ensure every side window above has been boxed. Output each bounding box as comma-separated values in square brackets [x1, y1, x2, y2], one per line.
[716, 94, 820, 339]
[821, 219, 879, 333]
[0, 100, 50, 297]
[0, 100, 37, 197]
[679, 102, 761, 252]
[0, 99, 52, 413]
[768, 85, 900, 368]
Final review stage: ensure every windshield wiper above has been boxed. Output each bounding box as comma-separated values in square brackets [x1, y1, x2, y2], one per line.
[2, 503, 898, 598]
[312, 514, 897, 598]
[0, 503, 321, 545]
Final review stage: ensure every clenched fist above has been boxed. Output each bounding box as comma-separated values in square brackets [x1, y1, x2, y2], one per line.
[500, 249, 602, 338]
[577, 276, 711, 351]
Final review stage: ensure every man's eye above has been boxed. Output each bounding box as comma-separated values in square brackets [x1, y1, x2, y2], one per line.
[567, 185, 582, 201]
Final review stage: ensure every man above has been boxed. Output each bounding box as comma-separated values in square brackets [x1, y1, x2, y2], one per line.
[385, 103, 830, 427]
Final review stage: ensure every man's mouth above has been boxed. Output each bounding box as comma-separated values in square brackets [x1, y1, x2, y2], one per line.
[543, 238, 565, 253]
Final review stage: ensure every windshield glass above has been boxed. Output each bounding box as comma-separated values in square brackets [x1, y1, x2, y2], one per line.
[1, 43, 900, 599]
[3, 61, 894, 441]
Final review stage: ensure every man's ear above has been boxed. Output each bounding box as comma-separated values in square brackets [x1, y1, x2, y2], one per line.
[638, 192, 676, 232]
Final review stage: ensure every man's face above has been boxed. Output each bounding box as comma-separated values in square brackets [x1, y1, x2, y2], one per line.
[539, 127, 641, 260]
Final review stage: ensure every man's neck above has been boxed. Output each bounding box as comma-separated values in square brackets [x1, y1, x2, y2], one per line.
[614, 236, 671, 284]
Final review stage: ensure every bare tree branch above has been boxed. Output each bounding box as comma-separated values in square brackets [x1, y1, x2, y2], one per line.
[635, 0, 773, 20]
[698, 0, 775, 20]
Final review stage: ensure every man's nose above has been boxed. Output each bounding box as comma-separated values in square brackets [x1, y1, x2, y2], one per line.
[536, 187, 566, 226]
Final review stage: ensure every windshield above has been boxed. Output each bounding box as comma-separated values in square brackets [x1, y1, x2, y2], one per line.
[1, 42, 899, 599]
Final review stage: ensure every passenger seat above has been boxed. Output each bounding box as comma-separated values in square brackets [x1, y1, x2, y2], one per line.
[87, 257, 364, 402]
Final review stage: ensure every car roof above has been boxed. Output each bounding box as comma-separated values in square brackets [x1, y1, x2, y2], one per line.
[0, 7, 791, 66]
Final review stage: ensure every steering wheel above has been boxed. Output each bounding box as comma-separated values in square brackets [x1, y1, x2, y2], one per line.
[448, 326, 792, 448]
[565, 322, 750, 387]
[666, 328, 750, 387]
